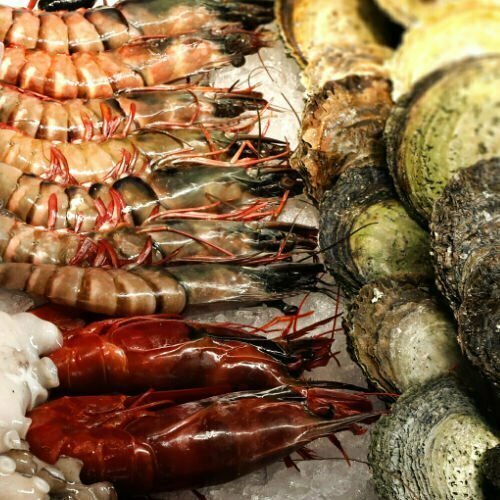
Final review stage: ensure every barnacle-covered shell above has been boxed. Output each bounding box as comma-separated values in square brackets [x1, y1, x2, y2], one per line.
[376, 0, 500, 27]
[431, 158, 499, 311]
[369, 377, 500, 500]
[458, 245, 499, 389]
[319, 167, 432, 296]
[276, 0, 393, 67]
[345, 280, 462, 393]
[293, 75, 393, 202]
[389, 1, 500, 98]
[386, 56, 500, 224]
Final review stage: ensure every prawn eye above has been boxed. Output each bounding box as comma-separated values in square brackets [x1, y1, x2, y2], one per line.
[224, 33, 253, 55]
[214, 99, 245, 118]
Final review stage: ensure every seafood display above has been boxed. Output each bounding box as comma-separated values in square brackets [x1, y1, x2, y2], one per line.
[26, 383, 378, 493]
[388, 1, 500, 98]
[319, 167, 432, 296]
[369, 377, 499, 499]
[432, 159, 499, 389]
[0, 84, 267, 141]
[0, 0, 274, 53]
[344, 280, 463, 393]
[386, 55, 500, 224]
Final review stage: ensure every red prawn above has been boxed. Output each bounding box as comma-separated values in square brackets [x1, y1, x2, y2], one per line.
[27, 383, 379, 493]
[47, 314, 335, 394]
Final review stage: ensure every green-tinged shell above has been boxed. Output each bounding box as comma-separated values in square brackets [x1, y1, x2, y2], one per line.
[319, 167, 433, 296]
[386, 56, 500, 225]
[389, 1, 500, 98]
[376, 0, 500, 27]
[369, 377, 500, 500]
[344, 280, 463, 393]
[431, 158, 500, 311]
[293, 75, 393, 202]
[276, 0, 393, 68]
[458, 245, 500, 390]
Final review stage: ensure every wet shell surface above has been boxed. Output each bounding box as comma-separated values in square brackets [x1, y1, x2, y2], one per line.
[344, 280, 463, 393]
[388, 1, 500, 98]
[375, 0, 500, 27]
[431, 158, 500, 311]
[293, 75, 393, 202]
[319, 167, 432, 296]
[386, 55, 500, 225]
[369, 377, 500, 499]
[276, 0, 393, 67]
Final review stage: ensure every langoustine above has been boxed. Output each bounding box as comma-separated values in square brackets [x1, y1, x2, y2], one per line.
[27, 383, 378, 493]
[0, 261, 325, 316]
[1, 0, 274, 53]
[0, 212, 317, 266]
[0, 83, 267, 142]
[0, 125, 289, 185]
[0, 163, 301, 232]
[46, 314, 334, 394]
[0, 28, 269, 99]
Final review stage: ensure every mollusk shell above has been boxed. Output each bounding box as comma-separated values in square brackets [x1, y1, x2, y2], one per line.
[319, 167, 432, 296]
[345, 280, 463, 393]
[293, 75, 393, 202]
[275, 0, 393, 68]
[388, 1, 500, 98]
[376, 0, 500, 27]
[431, 158, 499, 311]
[369, 377, 500, 499]
[386, 55, 500, 225]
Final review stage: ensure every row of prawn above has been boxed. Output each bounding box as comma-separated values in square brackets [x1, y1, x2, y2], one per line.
[0, 2, 380, 498]
[0, 0, 330, 317]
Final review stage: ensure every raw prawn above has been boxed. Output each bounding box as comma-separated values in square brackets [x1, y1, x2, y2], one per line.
[0, 29, 269, 99]
[0, 164, 301, 231]
[0, 212, 317, 266]
[7, 0, 274, 53]
[27, 383, 378, 493]
[49, 315, 333, 394]
[0, 83, 266, 142]
[0, 126, 288, 185]
[0, 261, 325, 316]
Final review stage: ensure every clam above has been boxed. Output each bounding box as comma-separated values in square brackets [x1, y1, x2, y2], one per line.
[386, 55, 500, 225]
[275, 0, 393, 68]
[375, 0, 500, 27]
[292, 75, 393, 202]
[369, 377, 500, 499]
[388, 1, 500, 98]
[319, 166, 433, 296]
[344, 280, 463, 393]
[431, 158, 499, 311]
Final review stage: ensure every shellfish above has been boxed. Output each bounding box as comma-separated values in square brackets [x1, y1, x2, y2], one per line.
[388, 1, 500, 98]
[432, 158, 500, 389]
[369, 377, 499, 499]
[386, 55, 500, 225]
[319, 166, 433, 296]
[344, 280, 463, 393]
[292, 74, 393, 202]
